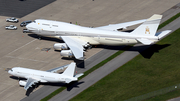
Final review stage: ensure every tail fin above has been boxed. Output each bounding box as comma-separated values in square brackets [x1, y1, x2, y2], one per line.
[62, 62, 76, 77]
[131, 14, 162, 36]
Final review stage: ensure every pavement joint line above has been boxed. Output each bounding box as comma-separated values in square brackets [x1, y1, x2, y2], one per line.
[5, 56, 48, 63]
[0, 83, 14, 86]
[0, 85, 23, 101]
[6, 39, 37, 55]
[0, 85, 14, 95]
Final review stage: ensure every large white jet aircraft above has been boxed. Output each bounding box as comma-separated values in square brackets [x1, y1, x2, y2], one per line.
[8, 62, 83, 90]
[26, 14, 171, 60]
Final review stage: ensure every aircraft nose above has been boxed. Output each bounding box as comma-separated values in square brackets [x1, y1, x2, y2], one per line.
[26, 23, 31, 30]
[8, 70, 11, 74]
[8, 69, 13, 75]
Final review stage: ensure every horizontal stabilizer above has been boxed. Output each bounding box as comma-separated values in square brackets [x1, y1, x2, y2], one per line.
[65, 78, 72, 83]
[46, 64, 69, 73]
[136, 38, 153, 45]
[157, 30, 172, 39]
[74, 73, 84, 78]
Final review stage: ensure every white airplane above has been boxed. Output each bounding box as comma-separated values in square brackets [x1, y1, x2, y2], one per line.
[26, 14, 171, 60]
[8, 62, 83, 90]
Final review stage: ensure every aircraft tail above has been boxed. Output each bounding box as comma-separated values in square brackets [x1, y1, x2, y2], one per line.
[131, 14, 162, 37]
[62, 62, 76, 77]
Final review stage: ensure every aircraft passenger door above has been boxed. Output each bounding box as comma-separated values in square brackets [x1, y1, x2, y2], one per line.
[98, 35, 100, 42]
[55, 31, 58, 35]
[38, 29, 40, 33]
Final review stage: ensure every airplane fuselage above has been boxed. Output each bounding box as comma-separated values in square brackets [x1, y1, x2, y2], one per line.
[26, 19, 159, 46]
[8, 67, 77, 83]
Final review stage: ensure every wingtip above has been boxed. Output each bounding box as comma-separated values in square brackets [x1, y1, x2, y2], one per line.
[77, 57, 85, 60]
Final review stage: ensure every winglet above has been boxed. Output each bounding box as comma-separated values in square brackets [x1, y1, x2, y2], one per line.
[62, 62, 76, 77]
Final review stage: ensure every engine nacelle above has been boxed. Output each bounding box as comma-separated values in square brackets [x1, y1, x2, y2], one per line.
[60, 50, 74, 58]
[19, 80, 27, 87]
[53, 43, 68, 50]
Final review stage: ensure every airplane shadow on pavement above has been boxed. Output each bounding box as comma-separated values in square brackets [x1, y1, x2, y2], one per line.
[66, 81, 85, 91]
[25, 81, 84, 96]
[105, 44, 171, 59]
[132, 44, 171, 59]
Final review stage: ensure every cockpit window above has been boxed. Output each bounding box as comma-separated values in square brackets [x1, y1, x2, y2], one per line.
[33, 21, 36, 23]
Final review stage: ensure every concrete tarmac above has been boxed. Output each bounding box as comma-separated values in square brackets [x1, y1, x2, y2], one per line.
[0, 0, 179, 101]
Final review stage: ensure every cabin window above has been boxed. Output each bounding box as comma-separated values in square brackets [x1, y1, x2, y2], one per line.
[41, 30, 55, 33]
[52, 25, 58, 27]
[42, 24, 50, 26]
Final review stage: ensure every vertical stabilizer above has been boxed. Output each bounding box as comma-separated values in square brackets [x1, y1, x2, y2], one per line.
[62, 62, 76, 77]
[131, 14, 162, 36]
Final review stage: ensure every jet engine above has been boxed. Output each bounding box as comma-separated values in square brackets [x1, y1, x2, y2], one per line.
[60, 50, 74, 58]
[19, 80, 27, 87]
[54, 43, 68, 50]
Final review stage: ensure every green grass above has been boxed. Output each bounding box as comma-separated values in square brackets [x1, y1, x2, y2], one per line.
[158, 12, 180, 29]
[70, 28, 180, 101]
[145, 89, 180, 101]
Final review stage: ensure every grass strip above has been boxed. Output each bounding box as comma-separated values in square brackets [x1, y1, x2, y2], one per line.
[158, 12, 180, 30]
[41, 46, 132, 101]
[145, 89, 180, 101]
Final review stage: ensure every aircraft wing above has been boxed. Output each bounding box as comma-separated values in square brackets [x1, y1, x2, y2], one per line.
[95, 19, 146, 31]
[61, 36, 84, 60]
[46, 64, 69, 73]
[24, 78, 39, 90]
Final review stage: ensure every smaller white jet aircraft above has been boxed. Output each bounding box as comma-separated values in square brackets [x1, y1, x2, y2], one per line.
[26, 14, 171, 60]
[8, 62, 83, 90]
